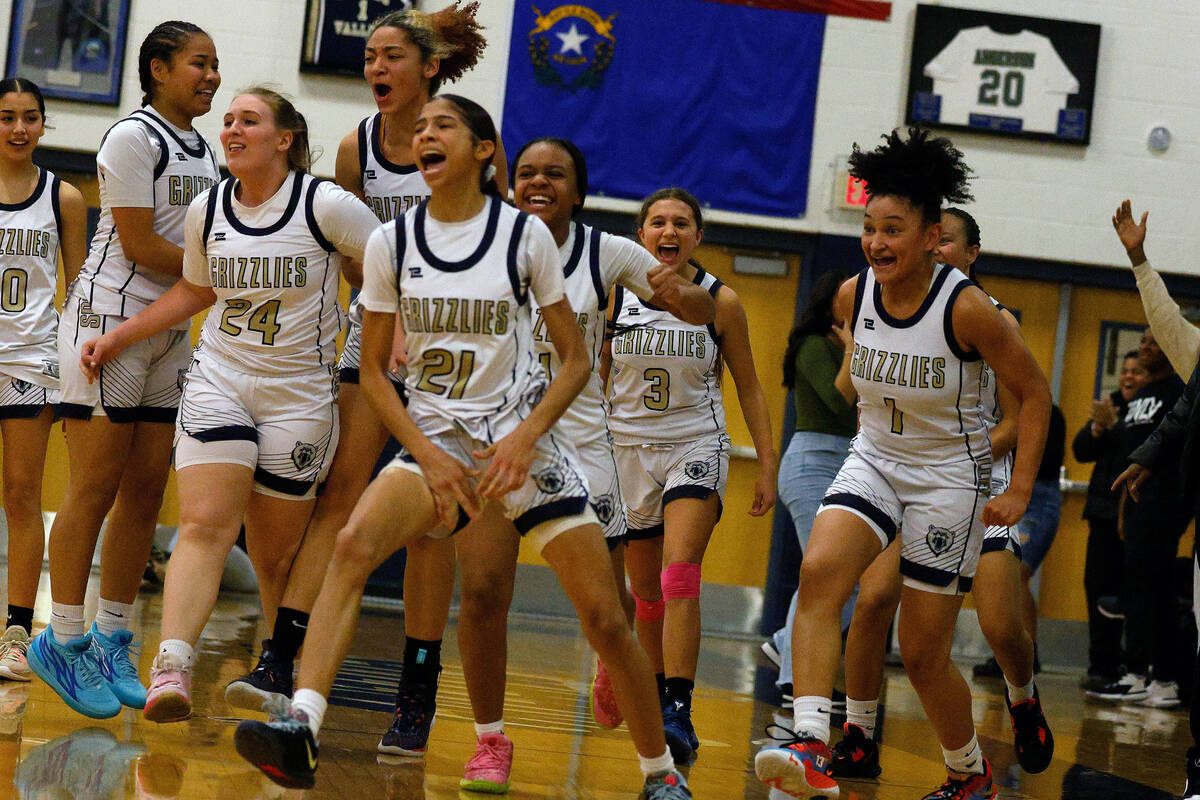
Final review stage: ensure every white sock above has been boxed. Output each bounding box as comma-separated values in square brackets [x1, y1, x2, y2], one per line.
[474, 719, 504, 737]
[291, 689, 327, 738]
[791, 695, 832, 744]
[157, 639, 194, 669]
[846, 697, 878, 738]
[50, 603, 85, 644]
[942, 733, 985, 775]
[1005, 677, 1034, 704]
[95, 598, 135, 637]
[638, 747, 675, 777]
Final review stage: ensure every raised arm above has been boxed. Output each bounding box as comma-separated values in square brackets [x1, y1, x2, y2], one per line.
[1113, 200, 1200, 375]
[715, 285, 777, 516]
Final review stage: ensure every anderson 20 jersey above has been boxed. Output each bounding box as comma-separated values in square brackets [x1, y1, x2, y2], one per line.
[848, 263, 990, 481]
[607, 267, 724, 445]
[531, 222, 659, 446]
[183, 172, 379, 375]
[358, 197, 566, 437]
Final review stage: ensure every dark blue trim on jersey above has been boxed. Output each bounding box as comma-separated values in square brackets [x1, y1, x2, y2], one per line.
[943, 280, 982, 362]
[368, 113, 420, 175]
[872, 262, 954, 329]
[51, 176, 63, 243]
[131, 108, 208, 159]
[587, 227, 606, 310]
[981, 532, 1021, 559]
[0, 167, 47, 211]
[394, 215, 408, 300]
[254, 467, 315, 497]
[53, 402, 93, 420]
[202, 183, 221, 247]
[626, 523, 664, 541]
[338, 367, 407, 399]
[513, 495, 589, 535]
[851, 268, 868, 331]
[413, 196, 501, 273]
[304, 178, 337, 252]
[188, 424, 257, 443]
[506, 212, 530, 304]
[823, 491, 898, 542]
[0, 400, 50, 419]
[222, 172, 305, 237]
[134, 406, 178, 424]
[606, 536, 625, 551]
[900, 556, 966, 591]
[357, 117, 369, 182]
[561, 221, 586, 279]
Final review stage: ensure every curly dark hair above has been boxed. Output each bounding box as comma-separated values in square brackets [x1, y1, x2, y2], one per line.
[848, 127, 973, 223]
[782, 270, 849, 388]
[369, 2, 486, 95]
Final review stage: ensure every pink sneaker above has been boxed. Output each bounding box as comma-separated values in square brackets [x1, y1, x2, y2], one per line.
[143, 653, 192, 723]
[459, 731, 513, 794]
[591, 659, 623, 729]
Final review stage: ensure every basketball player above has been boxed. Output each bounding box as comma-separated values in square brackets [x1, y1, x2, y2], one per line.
[444, 137, 714, 789]
[223, 7, 504, 749]
[754, 128, 1050, 800]
[79, 87, 381, 723]
[27, 22, 221, 719]
[233, 95, 691, 800]
[830, 208, 1052, 782]
[0, 79, 87, 681]
[604, 188, 776, 764]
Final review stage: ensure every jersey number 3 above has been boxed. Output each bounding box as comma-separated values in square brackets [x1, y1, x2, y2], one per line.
[642, 368, 670, 411]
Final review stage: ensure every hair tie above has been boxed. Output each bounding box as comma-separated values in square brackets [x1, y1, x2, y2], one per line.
[485, 164, 497, 181]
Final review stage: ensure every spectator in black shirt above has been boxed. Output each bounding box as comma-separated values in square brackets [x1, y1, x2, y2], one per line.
[1073, 351, 1146, 690]
[1094, 329, 1188, 706]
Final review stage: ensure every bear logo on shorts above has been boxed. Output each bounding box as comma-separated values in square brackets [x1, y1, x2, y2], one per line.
[925, 525, 954, 555]
[534, 466, 565, 494]
[11, 379, 30, 394]
[684, 461, 709, 480]
[593, 494, 615, 524]
[291, 442, 318, 470]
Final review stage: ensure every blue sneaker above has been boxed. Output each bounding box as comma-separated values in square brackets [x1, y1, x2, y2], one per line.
[89, 624, 147, 708]
[662, 700, 696, 765]
[26, 629, 121, 719]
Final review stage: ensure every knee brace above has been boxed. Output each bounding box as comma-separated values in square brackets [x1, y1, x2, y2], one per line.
[661, 562, 702, 601]
[633, 589, 665, 622]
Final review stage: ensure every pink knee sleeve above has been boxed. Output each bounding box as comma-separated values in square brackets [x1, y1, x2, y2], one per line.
[661, 562, 702, 601]
[633, 591, 665, 622]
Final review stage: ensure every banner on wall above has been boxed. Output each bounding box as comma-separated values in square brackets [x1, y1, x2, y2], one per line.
[501, 1, 826, 217]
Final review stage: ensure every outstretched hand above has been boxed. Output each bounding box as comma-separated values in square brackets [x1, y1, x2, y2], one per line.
[1112, 200, 1148, 263]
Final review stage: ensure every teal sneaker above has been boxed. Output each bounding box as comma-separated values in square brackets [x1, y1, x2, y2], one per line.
[26, 629, 121, 719]
[89, 625, 147, 709]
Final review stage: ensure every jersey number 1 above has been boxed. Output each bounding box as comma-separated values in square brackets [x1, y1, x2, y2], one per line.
[883, 397, 904, 435]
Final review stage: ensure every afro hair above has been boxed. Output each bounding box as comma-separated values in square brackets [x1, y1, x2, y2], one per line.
[848, 127, 973, 223]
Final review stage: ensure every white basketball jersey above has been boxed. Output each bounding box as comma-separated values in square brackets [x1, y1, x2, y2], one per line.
[359, 113, 431, 224]
[80, 106, 220, 320]
[607, 267, 724, 445]
[347, 114, 432, 336]
[980, 294, 1012, 493]
[195, 173, 345, 375]
[848, 264, 990, 476]
[923, 27, 1079, 133]
[393, 197, 554, 435]
[0, 168, 62, 387]
[531, 222, 656, 445]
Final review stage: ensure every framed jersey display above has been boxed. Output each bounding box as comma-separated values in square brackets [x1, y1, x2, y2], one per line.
[5, 0, 131, 105]
[905, 4, 1100, 145]
[300, 0, 415, 76]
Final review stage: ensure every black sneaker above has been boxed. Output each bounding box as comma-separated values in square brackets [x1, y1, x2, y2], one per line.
[225, 640, 293, 711]
[779, 683, 793, 709]
[831, 721, 881, 778]
[972, 656, 1004, 679]
[921, 759, 994, 800]
[234, 705, 318, 789]
[1006, 686, 1054, 773]
[1184, 745, 1200, 800]
[1096, 596, 1124, 620]
[831, 687, 847, 712]
[662, 700, 696, 765]
[377, 675, 437, 757]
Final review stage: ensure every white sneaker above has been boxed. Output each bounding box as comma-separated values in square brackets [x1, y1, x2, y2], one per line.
[760, 640, 782, 669]
[0, 626, 32, 681]
[1091, 673, 1149, 702]
[1141, 680, 1181, 709]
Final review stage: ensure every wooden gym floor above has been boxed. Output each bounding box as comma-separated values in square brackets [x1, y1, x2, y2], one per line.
[0, 572, 1188, 799]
